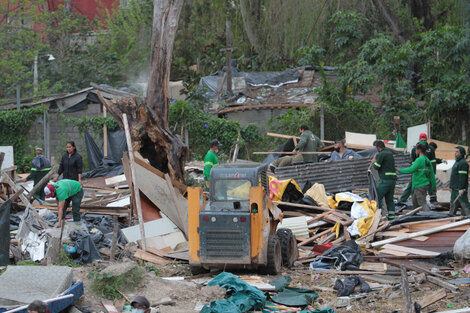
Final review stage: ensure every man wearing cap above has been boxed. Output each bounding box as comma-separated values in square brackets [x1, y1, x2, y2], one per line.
[449, 146, 470, 216]
[24, 148, 51, 201]
[397, 133, 436, 204]
[329, 139, 362, 162]
[203, 140, 221, 190]
[44, 179, 84, 227]
[372, 140, 397, 219]
[131, 296, 151, 313]
[397, 143, 436, 211]
[271, 125, 323, 169]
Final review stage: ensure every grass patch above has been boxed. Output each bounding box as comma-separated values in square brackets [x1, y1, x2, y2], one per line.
[89, 267, 144, 300]
[54, 252, 78, 268]
[16, 260, 37, 266]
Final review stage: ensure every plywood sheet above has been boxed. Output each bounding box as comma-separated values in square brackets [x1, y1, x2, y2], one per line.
[407, 123, 428, 153]
[133, 158, 188, 236]
[430, 139, 468, 161]
[121, 215, 178, 243]
[0, 146, 14, 170]
[345, 132, 376, 146]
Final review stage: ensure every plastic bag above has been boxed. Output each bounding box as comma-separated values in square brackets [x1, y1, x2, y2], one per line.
[454, 228, 470, 261]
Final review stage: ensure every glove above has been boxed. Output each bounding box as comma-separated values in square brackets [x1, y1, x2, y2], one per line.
[459, 189, 466, 197]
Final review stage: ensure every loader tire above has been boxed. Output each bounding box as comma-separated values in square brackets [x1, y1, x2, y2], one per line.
[265, 235, 282, 275]
[277, 228, 298, 267]
[190, 266, 206, 275]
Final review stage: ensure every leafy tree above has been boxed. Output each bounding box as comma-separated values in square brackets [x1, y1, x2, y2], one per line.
[0, 0, 46, 100]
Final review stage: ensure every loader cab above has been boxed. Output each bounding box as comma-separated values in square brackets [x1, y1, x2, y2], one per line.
[209, 163, 269, 207]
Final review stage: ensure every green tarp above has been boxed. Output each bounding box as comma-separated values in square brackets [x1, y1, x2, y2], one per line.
[200, 272, 266, 313]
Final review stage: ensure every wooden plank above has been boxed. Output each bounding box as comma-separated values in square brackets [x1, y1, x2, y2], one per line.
[309, 269, 387, 275]
[273, 201, 332, 212]
[362, 275, 399, 285]
[427, 275, 459, 293]
[400, 265, 413, 313]
[254, 151, 328, 155]
[307, 211, 334, 224]
[380, 248, 409, 256]
[297, 228, 332, 247]
[164, 173, 188, 238]
[419, 288, 446, 309]
[110, 216, 119, 261]
[371, 219, 470, 247]
[122, 113, 146, 250]
[388, 216, 464, 230]
[146, 247, 172, 258]
[105, 174, 127, 186]
[377, 231, 429, 241]
[134, 249, 170, 265]
[362, 209, 381, 243]
[382, 244, 440, 257]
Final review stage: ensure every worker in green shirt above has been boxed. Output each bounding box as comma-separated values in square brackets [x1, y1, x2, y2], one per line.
[449, 146, 470, 216]
[271, 125, 323, 170]
[44, 179, 84, 227]
[397, 143, 436, 211]
[23, 147, 51, 201]
[372, 140, 397, 220]
[203, 139, 221, 190]
[397, 133, 436, 203]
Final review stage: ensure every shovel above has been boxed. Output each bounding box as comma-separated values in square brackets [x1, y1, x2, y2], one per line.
[449, 192, 464, 216]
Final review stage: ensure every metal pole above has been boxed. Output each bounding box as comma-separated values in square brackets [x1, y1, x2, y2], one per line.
[43, 110, 47, 157]
[16, 86, 20, 111]
[320, 102, 325, 140]
[33, 55, 38, 93]
[226, 20, 232, 94]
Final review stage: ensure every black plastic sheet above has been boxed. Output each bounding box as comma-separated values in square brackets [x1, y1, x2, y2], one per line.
[387, 211, 452, 227]
[314, 240, 363, 271]
[0, 200, 11, 266]
[69, 231, 102, 264]
[82, 130, 127, 178]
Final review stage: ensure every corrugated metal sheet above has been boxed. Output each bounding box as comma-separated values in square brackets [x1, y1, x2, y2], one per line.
[277, 216, 309, 238]
[274, 155, 411, 193]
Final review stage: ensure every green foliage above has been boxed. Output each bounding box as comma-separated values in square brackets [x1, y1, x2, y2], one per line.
[294, 46, 325, 67]
[55, 252, 77, 268]
[170, 99, 264, 161]
[0, 106, 46, 172]
[329, 11, 368, 51]
[63, 116, 119, 137]
[0, 0, 47, 99]
[16, 260, 38, 266]
[145, 265, 160, 276]
[89, 267, 144, 300]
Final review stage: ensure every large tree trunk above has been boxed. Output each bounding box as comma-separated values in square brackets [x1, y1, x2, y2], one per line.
[102, 0, 188, 185]
[407, 0, 434, 30]
[372, 0, 407, 43]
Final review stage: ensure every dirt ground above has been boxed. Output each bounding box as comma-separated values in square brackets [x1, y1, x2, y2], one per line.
[72, 260, 470, 313]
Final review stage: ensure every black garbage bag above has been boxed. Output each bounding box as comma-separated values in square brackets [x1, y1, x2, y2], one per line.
[337, 201, 353, 211]
[334, 275, 371, 296]
[302, 180, 314, 194]
[69, 231, 102, 264]
[281, 182, 304, 203]
[314, 240, 363, 271]
[301, 195, 320, 207]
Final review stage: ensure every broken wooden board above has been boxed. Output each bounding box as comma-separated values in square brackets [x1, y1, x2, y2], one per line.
[102, 301, 119, 313]
[142, 231, 186, 250]
[382, 244, 440, 257]
[360, 262, 388, 272]
[380, 248, 409, 256]
[377, 231, 429, 241]
[134, 249, 170, 265]
[105, 174, 127, 186]
[426, 275, 459, 293]
[164, 249, 189, 262]
[133, 156, 188, 236]
[419, 288, 446, 309]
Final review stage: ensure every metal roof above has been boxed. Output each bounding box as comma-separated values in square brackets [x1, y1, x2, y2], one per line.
[273, 154, 411, 193]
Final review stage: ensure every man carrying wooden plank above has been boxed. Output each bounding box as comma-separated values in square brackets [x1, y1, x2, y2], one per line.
[397, 143, 436, 212]
[372, 140, 397, 220]
[270, 125, 322, 170]
[23, 147, 51, 201]
[449, 146, 470, 216]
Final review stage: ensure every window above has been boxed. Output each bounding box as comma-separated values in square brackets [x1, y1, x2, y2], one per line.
[213, 179, 251, 201]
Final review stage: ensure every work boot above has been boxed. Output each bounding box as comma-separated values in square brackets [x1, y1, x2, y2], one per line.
[461, 204, 470, 216]
[387, 213, 396, 221]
